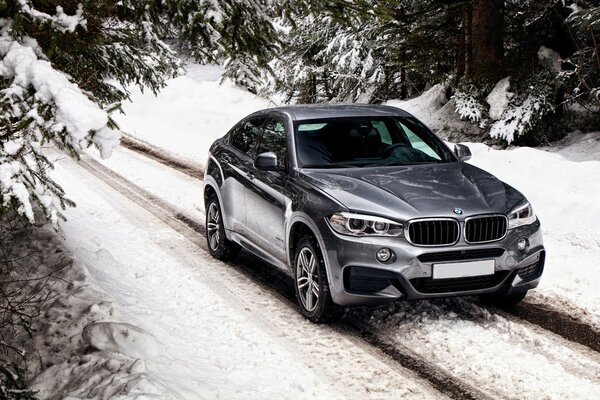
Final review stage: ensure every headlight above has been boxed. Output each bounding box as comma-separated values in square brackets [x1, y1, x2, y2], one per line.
[507, 201, 536, 229]
[328, 212, 404, 237]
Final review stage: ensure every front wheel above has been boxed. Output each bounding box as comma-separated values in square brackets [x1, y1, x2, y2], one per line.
[205, 194, 239, 261]
[294, 236, 344, 323]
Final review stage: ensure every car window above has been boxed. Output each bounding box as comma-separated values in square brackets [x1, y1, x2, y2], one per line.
[397, 122, 441, 160]
[294, 116, 455, 168]
[230, 117, 266, 155]
[371, 121, 393, 145]
[257, 117, 287, 168]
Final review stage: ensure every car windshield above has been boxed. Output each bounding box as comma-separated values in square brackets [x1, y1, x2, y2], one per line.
[294, 116, 456, 168]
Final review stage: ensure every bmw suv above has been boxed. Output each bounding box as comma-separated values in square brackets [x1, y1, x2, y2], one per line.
[204, 104, 545, 322]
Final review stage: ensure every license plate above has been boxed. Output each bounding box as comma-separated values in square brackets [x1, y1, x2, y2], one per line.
[432, 260, 495, 279]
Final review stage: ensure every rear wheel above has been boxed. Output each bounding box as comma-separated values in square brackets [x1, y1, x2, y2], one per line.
[294, 235, 344, 323]
[480, 290, 528, 308]
[205, 193, 239, 261]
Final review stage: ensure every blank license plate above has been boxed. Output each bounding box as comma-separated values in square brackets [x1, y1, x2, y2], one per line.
[432, 260, 495, 279]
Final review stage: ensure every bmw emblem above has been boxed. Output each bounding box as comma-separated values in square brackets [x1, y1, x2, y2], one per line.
[453, 208, 464, 215]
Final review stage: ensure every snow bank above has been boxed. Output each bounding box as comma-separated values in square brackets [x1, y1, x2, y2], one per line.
[466, 142, 600, 324]
[385, 84, 486, 140]
[386, 84, 448, 122]
[486, 77, 513, 120]
[113, 63, 270, 165]
[0, 212, 181, 399]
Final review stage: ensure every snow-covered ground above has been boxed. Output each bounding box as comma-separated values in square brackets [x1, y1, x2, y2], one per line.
[117, 67, 600, 326]
[45, 151, 443, 400]
[113, 63, 273, 167]
[19, 64, 599, 398]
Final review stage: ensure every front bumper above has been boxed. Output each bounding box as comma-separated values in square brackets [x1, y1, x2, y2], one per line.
[319, 218, 545, 307]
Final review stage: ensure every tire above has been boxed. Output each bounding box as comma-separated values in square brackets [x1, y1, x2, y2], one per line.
[205, 193, 240, 261]
[294, 235, 344, 323]
[480, 290, 528, 308]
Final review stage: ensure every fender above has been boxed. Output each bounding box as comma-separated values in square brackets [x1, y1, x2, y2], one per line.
[286, 212, 337, 291]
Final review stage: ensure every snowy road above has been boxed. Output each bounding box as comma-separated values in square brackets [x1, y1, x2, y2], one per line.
[47, 142, 600, 399]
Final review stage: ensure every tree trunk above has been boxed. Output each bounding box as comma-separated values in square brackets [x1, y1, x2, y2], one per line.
[456, 11, 467, 80]
[400, 67, 407, 99]
[470, 0, 504, 83]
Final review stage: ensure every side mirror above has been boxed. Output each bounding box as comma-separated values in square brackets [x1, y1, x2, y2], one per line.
[454, 144, 472, 162]
[254, 152, 279, 170]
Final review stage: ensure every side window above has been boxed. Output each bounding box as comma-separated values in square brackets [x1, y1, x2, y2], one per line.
[257, 117, 287, 168]
[230, 117, 266, 155]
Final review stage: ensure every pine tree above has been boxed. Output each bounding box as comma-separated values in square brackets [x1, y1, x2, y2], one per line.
[265, 0, 597, 144]
[0, 0, 278, 224]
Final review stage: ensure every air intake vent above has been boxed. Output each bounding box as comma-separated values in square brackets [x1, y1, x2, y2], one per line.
[465, 215, 507, 243]
[418, 248, 505, 263]
[407, 219, 459, 246]
[410, 271, 510, 294]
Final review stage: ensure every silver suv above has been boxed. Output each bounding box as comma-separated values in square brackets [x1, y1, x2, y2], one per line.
[204, 104, 545, 322]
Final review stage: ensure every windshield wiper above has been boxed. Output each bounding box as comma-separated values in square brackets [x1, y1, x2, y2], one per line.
[363, 160, 444, 167]
[301, 163, 358, 169]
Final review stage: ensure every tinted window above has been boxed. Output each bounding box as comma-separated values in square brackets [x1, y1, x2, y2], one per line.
[294, 116, 455, 168]
[230, 117, 266, 154]
[257, 117, 287, 168]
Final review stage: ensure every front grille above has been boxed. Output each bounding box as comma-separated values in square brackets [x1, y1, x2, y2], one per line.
[407, 219, 459, 246]
[410, 271, 510, 294]
[418, 248, 505, 263]
[465, 215, 507, 243]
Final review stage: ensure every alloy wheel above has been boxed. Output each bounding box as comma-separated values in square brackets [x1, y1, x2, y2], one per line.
[207, 202, 221, 251]
[296, 247, 320, 312]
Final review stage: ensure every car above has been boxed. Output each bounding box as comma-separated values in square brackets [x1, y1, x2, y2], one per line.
[203, 104, 545, 322]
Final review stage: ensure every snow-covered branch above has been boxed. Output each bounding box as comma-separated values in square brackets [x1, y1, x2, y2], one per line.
[0, 19, 119, 224]
[17, 1, 87, 33]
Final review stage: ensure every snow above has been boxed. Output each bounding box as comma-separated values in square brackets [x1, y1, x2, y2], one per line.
[0, 212, 177, 399]
[486, 77, 513, 120]
[0, 20, 119, 223]
[113, 63, 271, 165]
[541, 130, 600, 162]
[112, 62, 600, 326]
[17, 1, 86, 33]
[453, 88, 486, 124]
[538, 45, 562, 73]
[385, 84, 485, 140]
[7, 60, 599, 399]
[0, 39, 117, 152]
[44, 151, 441, 400]
[386, 84, 448, 123]
[466, 142, 600, 326]
[370, 298, 600, 399]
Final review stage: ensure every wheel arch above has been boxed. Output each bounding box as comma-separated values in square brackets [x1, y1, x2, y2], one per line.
[203, 177, 232, 237]
[286, 214, 335, 289]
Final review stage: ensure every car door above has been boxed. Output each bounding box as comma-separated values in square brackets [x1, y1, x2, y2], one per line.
[244, 116, 289, 263]
[219, 116, 266, 234]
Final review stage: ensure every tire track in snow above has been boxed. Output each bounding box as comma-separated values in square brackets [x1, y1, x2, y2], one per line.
[118, 138, 600, 355]
[120, 133, 204, 180]
[73, 153, 492, 400]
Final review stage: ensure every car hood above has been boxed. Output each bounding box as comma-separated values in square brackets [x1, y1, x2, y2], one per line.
[299, 162, 524, 221]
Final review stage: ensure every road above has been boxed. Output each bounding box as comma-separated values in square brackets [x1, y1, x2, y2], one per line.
[49, 140, 600, 399]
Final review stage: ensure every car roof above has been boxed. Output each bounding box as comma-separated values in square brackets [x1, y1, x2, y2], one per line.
[251, 103, 413, 121]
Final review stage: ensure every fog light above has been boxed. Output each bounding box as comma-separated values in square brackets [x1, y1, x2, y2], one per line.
[376, 248, 392, 263]
[518, 238, 528, 251]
